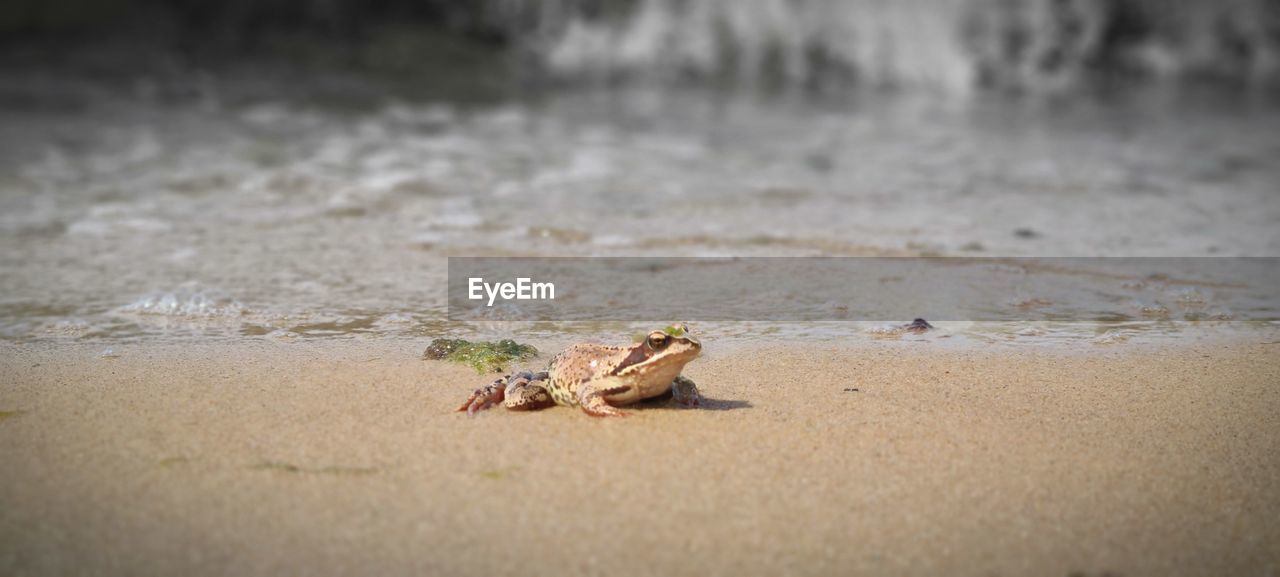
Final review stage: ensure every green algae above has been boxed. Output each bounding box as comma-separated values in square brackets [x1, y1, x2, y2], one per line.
[478, 467, 520, 480]
[250, 461, 303, 473]
[662, 325, 687, 337]
[634, 325, 689, 343]
[315, 465, 379, 476]
[423, 338, 538, 373]
[249, 461, 379, 476]
[0, 410, 22, 422]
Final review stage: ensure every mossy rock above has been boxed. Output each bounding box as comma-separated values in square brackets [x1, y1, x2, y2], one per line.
[423, 338, 538, 373]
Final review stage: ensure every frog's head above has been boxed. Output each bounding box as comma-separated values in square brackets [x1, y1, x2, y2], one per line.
[643, 324, 701, 361]
[611, 324, 701, 382]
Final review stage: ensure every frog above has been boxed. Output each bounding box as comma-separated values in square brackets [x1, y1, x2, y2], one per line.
[456, 324, 702, 417]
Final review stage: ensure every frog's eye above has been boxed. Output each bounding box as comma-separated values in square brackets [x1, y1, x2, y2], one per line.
[646, 332, 668, 350]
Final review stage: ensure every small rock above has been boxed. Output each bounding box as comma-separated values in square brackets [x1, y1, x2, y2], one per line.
[903, 318, 934, 334]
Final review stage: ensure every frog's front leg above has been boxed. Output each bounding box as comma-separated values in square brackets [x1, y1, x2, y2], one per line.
[670, 375, 701, 407]
[642, 375, 702, 408]
[577, 378, 632, 418]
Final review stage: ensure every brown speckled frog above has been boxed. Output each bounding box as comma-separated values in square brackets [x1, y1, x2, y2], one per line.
[456, 324, 702, 417]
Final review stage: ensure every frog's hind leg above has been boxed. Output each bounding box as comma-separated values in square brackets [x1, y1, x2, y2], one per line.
[457, 375, 507, 415]
[503, 371, 555, 412]
[456, 371, 554, 415]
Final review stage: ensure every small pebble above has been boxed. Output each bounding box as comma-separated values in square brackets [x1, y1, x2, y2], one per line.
[904, 318, 934, 334]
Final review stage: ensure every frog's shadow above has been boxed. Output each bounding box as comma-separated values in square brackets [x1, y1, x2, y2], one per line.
[635, 395, 752, 411]
[696, 396, 753, 411]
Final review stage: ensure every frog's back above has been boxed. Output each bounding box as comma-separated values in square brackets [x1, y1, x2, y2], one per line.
[546, 343, 625, 406]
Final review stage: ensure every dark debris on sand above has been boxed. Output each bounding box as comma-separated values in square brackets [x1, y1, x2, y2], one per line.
[904, 318, 934, 334]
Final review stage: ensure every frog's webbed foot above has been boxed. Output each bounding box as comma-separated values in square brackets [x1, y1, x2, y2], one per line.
[503, 371, 555, 411]
[670, 375, 701, 408]
[578, 381, 631, 418]
[457, 376, 507, 415]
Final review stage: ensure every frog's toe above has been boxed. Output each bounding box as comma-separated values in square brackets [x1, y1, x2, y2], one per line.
[457, 379, 506, 415]
[581, 402, 630, 417]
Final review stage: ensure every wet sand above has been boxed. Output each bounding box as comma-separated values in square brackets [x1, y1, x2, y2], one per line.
[1, 338, 1278, 576]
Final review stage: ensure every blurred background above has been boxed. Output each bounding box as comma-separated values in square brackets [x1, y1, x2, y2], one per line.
[4, 0, 1280, 93]
[1, 0, 1278, 342]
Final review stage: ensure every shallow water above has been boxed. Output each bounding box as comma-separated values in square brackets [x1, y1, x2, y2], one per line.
[1, 81, 1278, 346]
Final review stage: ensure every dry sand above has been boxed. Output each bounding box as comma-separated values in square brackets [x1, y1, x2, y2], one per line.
[1, 337, 1278, 576]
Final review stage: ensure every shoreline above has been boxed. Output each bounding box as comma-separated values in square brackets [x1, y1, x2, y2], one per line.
[2, 337, 1278, 576]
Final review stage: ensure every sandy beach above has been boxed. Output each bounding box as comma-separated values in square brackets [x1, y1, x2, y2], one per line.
[1, 337, 1277, 576]
[4, 1, 1280, 575]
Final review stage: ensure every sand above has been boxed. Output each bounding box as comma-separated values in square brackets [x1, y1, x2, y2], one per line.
[1, 337, 1278, 576]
